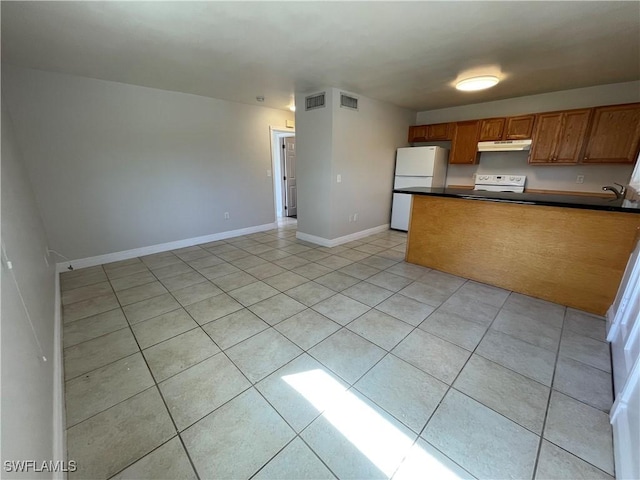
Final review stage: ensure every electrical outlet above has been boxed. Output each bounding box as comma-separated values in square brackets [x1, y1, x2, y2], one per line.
[267, 170, 272, 177]
[348, 214, 353, 223]
[224, 212, 230, 219]
[576, 175, 585, 184]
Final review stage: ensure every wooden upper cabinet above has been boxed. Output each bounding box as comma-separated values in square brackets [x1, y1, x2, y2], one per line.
[408, 123, 453, 142]
[450, 120, 481, 164]
[529, 113, 562, 164]
[408, 125, 428, 143]
[505, 115, 535, 139]
[479, 115, 534, 141]
[408, 102, 637, 164]
[529, 109, 591, 164]
[426, 122, 453, 141]
[555, 110, 592, 163]
[582, 104, 640, 164]
[479, 118, 506, 141]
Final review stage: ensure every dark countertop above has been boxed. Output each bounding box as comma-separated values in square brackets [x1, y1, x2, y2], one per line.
[393, 187, 640, 214]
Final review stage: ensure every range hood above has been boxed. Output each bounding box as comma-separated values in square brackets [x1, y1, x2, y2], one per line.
[478, 139, 532, 152]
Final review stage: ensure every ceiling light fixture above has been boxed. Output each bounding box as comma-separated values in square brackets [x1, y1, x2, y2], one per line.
[455, 75, 499, 92]
[289, 105, 296, 112]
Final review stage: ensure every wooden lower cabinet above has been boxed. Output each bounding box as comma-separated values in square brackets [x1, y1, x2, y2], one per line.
[582, 104, 640, 164]
[450, 120, 481, 164]
[406, 195, 639, 315]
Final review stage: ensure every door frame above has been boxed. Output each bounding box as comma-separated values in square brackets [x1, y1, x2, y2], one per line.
[270, 127, 295, 219]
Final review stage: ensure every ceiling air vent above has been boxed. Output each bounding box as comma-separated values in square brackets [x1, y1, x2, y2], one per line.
[340, 93, 358, 110]
[305, 92, 326, 111]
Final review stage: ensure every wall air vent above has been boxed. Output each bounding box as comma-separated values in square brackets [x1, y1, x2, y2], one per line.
[305, 92, 326, 111]
[340, 93, 359, 110]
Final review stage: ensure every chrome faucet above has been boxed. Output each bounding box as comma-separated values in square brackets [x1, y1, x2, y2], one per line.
[602, 183, 626, 199]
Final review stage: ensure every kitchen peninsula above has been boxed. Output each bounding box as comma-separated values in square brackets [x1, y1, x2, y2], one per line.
[396, 187, 640, 315]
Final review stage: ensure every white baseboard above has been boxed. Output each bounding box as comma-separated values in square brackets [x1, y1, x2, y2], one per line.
[52, 271, 67, 479]
[296, 224, 390, 248]
[56, 222, 278, 272]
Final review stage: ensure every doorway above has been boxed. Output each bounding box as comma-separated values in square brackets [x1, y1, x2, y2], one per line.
[282, 136, 297, 217]
[270, 128, 296, 220]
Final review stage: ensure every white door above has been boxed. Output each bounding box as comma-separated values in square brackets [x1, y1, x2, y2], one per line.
[283, 137, 297, 217]
[607, 237, 640, 480]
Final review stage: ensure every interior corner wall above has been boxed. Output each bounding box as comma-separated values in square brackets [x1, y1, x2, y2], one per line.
[330, 89, 414, 239]
[294, 89, 334, 239]
[1, 65, 294, 261]
[1, 98, 58, 476]
[415, 81, 640, 193]
[295, 88, 414, 242]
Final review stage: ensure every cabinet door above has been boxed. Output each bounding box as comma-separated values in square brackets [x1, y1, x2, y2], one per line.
[555, 109, 591, 164]
[478, 118, 506, 141]
[583, 104, 640, 163]
[529, 113, 562, 163]
[408, 125, 428, 143]
[426, 123, 453, 141]
[450, 120, 481, 164]
[505, 115, 535, 139]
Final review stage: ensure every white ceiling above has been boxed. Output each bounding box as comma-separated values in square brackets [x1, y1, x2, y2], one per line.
[2, 1, 639, 112]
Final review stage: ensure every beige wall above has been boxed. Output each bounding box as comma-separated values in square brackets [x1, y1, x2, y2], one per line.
[295, 88, 335, 239]
[1, 99, 58, 475]
[415, 81, 640, 193]
[295, 87, 414, 241]
[331, 89, 415, 238]
[2, 65, 294, 260]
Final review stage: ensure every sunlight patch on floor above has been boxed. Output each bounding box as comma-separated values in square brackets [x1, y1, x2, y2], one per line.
[283, 369, 468, 479]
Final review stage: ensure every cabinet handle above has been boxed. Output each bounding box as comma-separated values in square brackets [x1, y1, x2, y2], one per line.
[584, 156, 589, 161]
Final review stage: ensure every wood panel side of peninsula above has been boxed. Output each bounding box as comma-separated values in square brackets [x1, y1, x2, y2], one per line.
[406, 195, 639, 315]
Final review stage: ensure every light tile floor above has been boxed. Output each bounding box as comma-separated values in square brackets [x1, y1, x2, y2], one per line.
[61, 223, 615, 480]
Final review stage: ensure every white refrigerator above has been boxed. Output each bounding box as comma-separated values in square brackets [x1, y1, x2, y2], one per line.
[391, 146, 448, 231]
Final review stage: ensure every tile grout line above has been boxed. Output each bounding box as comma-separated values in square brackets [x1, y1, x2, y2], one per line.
[386, 277, 502, 479]
[64, 240, 426, 427]
[186, 252, 410, 478]
[150, 245, 327, 478]
[288, 275, 477, 479]
[390, 283, 548, 477]
[120, 262, 208, 480]
[531, 306, 615, 477]
[531, 304, 568, 480]
[66, 226, 613, 479]
[108, 260, 204, 480]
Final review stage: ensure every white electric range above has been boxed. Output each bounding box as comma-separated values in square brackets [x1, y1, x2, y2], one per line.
[474, 174, 526, 193]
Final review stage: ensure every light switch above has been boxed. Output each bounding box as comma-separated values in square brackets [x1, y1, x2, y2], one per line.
[337, 174, 342, 183]
[267, 170, 272, 177]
